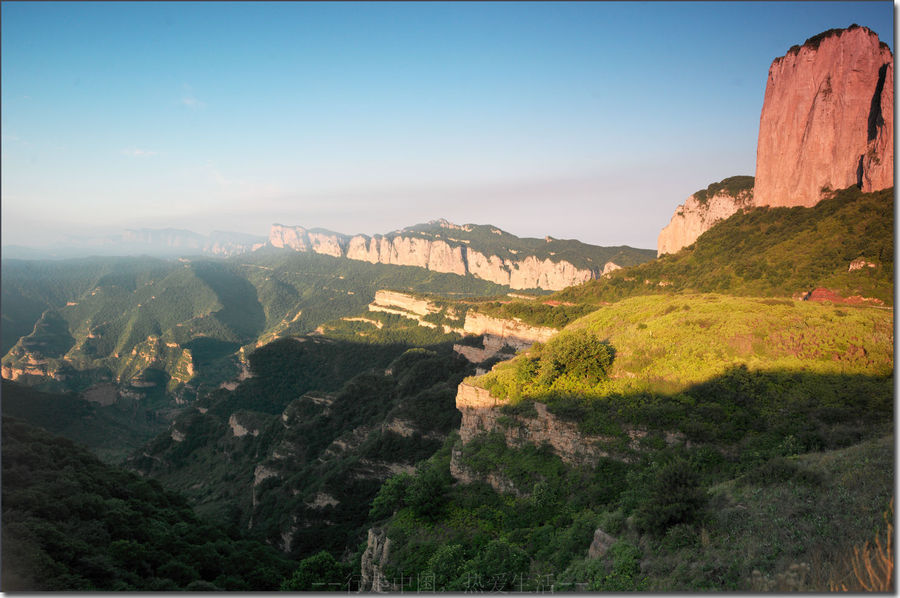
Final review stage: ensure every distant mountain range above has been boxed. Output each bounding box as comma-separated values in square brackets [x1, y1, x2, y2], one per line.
[2, 228, 267, 259]
[269, 219, 657, 291]
[3, 221, 657, 292]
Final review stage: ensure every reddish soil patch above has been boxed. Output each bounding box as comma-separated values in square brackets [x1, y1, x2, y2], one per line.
[804, 288, 884, 305]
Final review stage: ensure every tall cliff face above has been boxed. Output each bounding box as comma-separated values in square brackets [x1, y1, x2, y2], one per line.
[754, 25, 894, 208]
[658, 26, 893, 254]
[268, 224, 346, 257]
[657, 177, 755, 255]
[268, 220, 653, 291]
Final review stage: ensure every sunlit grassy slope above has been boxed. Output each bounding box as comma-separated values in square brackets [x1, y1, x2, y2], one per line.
[554, 186, 894, 305]
[476, 293, 892, 402]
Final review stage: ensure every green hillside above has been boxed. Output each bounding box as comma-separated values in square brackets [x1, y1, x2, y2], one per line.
[0, 380, 163, 463]
[479, 293, 892, 399]
[1, 257, 174, 354]
[474, 294, 891, 453]
[1, 251, 509, 402]
[1, 417, 295, 591]
[364, 430, 892, 591]
[555, 186, 893, 305]
[361, 291, 893, 591]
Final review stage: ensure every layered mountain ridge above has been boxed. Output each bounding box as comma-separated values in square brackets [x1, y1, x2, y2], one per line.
[269, 219, 655, 291]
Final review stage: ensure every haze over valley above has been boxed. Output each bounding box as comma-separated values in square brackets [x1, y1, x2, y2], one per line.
[1, 2, 894, 592]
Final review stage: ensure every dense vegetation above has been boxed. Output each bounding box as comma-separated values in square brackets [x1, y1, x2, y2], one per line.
[1, 417, 295, 591]
[473, 300, 597, 329]
[691, 175, 754, 205]
[366, 430, 892, 591]
[0, 380, 162, 463]
[129, 336, 475, 560]
[0, 251, 509, 461]
[356, 287, 893, 591]
[556, 186, 894, 305]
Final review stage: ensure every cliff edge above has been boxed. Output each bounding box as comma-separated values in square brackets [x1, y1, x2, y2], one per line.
[754, 25, 894, 207]
[657, 176, 754, 256]
[269, 220, 656, 291]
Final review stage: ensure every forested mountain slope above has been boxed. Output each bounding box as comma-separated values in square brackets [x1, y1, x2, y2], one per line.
[1, 417, 295, 591]
[1, 252, 508, 403]
[129, 336, 476, 559]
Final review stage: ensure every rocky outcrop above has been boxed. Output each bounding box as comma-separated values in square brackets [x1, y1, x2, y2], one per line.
[588, 529, 617, 559]
[360, 528, 395, 593]
[369, 290, 437, 318]
[367, 290, 450, 331]
[465, 249, 594, 290]
[348, 235, 469, 277]
[453, 312, 557, 365]
[754, 25, 894, 208]
[229, 413, 260, 438]
[657, 181, 754, 255]
[601, 261, 622, 276]
[462, 312, 557, 350]
[450, 450, 524, 497]
[452, 383, 686, 494]
[658, 26, 893, 254]
[454, 384, 624, 469]
[268, 221, 599, 291]
[1, 356, 53, 382]
[848, 258, 877, 272]
[268, 224, 347, 256]
[364, 290, 558, 364]
[860, 59, 893, 192]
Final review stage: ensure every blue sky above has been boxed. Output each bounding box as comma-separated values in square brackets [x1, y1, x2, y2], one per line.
[1, 1, 894, 249]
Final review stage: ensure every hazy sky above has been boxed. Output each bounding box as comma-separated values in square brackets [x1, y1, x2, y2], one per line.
[1, 1, 893, 249]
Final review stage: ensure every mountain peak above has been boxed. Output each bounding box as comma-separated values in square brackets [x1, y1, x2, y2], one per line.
[757, 24, 893, 208]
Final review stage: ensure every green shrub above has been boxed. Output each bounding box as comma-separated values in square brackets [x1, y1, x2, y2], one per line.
[538, 330, 614, 388]
[594, 541, 647, 591]
[407, 463, 452, 521]
[635, 459, 706, 536]
[462, 538, 530, 591]
[369, 473, 413, 520]
[424, 544, 468, 590]
[280, 550, 351, 591]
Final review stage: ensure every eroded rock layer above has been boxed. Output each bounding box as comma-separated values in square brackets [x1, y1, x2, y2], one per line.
[268, 223, 599, 291]
[657, 182, 754, 255]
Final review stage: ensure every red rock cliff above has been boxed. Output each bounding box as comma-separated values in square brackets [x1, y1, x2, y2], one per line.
[754, 25, 894, 208]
